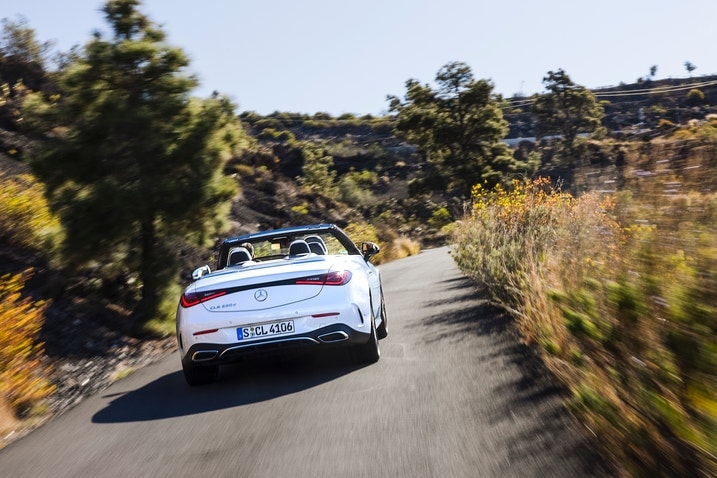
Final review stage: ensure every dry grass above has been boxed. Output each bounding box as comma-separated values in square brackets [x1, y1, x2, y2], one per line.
[453, 177, 717, 476]
[379, 236, 421, 263]
[343, 221, 421, 264]
[0, 399, 21, 441]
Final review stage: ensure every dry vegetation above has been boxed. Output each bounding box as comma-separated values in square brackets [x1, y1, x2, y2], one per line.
[453, 157, 717, 475]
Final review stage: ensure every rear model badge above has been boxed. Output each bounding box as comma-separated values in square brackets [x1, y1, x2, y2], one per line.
[254, 289, 268, 302]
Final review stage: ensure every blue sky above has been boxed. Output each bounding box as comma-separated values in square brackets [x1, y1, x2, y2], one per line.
[8, 0, 717, 116]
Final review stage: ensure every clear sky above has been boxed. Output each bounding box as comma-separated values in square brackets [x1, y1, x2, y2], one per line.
[8, 0, 717, 116]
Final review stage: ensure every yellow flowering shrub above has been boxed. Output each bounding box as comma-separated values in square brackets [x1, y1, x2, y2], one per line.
[0, 271, 54, 417]
[0, 173, 60, 252]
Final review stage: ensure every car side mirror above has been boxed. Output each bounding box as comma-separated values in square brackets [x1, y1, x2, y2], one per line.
[361, 242, 380, 261]
[192, 265, 211, 281]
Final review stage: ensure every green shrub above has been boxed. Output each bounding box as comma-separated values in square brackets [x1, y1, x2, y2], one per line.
[338, 173, 376, 208]
[297, 143, 339, 200]
[290, 203, 309, 215]
[686, 88, 705, 106]
[427, 207, 452, 229]
[257, 128, 295, 142]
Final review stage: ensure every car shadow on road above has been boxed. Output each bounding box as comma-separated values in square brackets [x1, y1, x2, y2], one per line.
[92, 350, 363, 424]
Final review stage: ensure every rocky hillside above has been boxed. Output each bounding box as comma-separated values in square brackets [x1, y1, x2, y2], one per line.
[505, 74, 717, 138]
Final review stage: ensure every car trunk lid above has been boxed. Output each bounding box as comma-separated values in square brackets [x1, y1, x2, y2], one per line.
[192, 257, 332, 312]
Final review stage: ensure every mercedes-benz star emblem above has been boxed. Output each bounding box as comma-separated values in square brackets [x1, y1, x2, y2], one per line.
[254, 289, 268, 302]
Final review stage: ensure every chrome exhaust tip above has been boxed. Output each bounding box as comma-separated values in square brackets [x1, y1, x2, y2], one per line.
[318, 331, 349, 343]
[192, 350, 219, 362]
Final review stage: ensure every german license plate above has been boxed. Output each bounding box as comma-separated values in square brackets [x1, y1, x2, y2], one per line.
[238, 320, 295, 340]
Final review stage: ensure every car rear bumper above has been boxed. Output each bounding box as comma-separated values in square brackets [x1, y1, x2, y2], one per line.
[181, 323, 370, 366]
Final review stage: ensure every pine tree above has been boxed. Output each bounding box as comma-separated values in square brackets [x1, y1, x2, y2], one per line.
[532, 69, 604, 152]
[388, 61, 529, 195]
[23, 0, 247, 323]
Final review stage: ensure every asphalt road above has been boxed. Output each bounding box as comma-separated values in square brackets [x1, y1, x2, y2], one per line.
[0, 247, 610, 477]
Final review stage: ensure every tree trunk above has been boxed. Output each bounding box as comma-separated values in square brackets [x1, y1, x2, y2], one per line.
[136, 217, 159, 331]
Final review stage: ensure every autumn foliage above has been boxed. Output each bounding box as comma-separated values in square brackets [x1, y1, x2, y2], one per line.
[0, 172, 58, 423]
[0, 271, 54, 418]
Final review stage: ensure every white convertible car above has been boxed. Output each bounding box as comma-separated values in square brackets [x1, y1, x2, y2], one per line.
[176, 224, 387, 385]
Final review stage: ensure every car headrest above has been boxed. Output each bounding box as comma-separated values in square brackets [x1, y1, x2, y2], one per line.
[228, 247, 252, 266]
[304, 235, 327, 255]
[288, 240, 311, 257]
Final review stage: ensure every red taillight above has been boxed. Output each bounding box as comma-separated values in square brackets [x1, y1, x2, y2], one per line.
[324, 270, 352, 285]
[312, 312, 340, 318]
[180, 290, 227, 308]
[295, 275, 324, 285]
[295, 271, 352, 286]
[193, 328, 219, 336]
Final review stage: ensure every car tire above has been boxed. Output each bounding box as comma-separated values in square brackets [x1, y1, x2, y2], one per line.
[376, 292, 388, 339]
[352, 314, 380, 364]
[182, 361, 219, 386]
